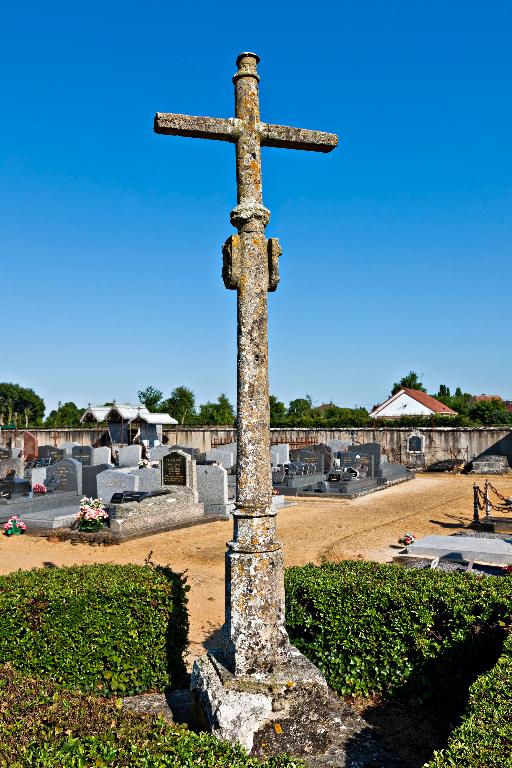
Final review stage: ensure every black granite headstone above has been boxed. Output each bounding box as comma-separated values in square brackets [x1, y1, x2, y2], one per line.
[161, 451, 187, 486]
[72, 446, 93, 466]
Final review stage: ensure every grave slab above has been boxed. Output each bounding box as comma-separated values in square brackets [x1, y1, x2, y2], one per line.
[402, 534, 512, 565]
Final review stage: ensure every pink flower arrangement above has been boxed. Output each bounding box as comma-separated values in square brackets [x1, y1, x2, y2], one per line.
[33, 483, 47, 494]
[3, 516, 27, 536]
[76, 497, 108, 531]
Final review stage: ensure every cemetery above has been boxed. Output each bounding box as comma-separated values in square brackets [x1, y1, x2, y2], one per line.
[1, 38, 511, 768]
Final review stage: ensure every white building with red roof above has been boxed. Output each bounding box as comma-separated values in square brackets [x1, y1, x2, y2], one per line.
[369, 388, 457, 419]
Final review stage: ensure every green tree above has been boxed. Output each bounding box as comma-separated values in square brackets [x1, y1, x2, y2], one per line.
[161, 387, 196, 425]
[391, 371, 426, 396]
[269, 395, 287, 425]
[287, 396, 313, 421]
[197, 394, 235, 425]
[437, 384, 451, 399]
[0, 383, 45, 427]
[468, 398, 511, 425]
[137, 386, 163, 412]
[45, 401, 84, 428]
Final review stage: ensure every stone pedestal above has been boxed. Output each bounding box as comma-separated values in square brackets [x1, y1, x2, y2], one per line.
[191, 647, 326, 753]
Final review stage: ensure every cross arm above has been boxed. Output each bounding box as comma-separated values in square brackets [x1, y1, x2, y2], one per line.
[154, 113, 238, 143]
[261, 123, 338, 153]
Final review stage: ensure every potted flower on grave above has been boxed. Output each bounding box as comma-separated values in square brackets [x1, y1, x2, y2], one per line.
[139, 459, 150, 468]
[3, 516, 27, 536]
[398, 532, 416, 546]
[75, 497, 108, 532]
[33, 483, 47, 494]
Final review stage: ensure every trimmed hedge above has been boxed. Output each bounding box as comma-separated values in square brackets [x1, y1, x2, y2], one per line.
[0, 665, 304, 768]
[285, 561, 512, 698]
[425, 631, 512, 768]
[0, 563, 189, 695]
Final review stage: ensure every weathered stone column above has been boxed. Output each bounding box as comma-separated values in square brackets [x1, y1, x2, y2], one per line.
[222, 53, 289, 675]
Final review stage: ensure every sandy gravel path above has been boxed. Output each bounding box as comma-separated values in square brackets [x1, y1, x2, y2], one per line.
[1, 474, 510, 665]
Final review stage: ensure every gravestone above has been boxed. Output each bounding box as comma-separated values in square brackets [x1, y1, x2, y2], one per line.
[326, 439, 352, 453]
[96, 469, 139, 502]
[271, 443, 290, 466]
[0, 448, 10, 460]
[205, 449, 235, 469]
[30, 466, 48, 488]
[23, 432, 38, 460]
[161, 449, 198, 502]
[46, 458, 82, 494]
[0, 457, 25, 479]
[196, 463, 233, 518]
[61, 442, 80, 457]
[136, 467, 161, 492]
[39, 446, 65, 463]
[92, 447, 112, 465]
[290, 445, 331, 473]
[168, 444, 198, 459]
[118, 445, 142, 467]
[72, 446, 93, 466]
[82, 464, 110, 498]
[149, 445, 171, 463]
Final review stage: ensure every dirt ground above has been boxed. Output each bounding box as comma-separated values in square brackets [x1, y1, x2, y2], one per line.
[1, 473, 511, 666]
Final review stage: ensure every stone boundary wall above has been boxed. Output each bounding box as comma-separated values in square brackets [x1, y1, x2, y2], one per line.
[2, 426, 511, 467]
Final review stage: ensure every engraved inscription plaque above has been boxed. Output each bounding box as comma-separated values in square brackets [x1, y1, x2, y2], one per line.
[161, 451, 187, 486]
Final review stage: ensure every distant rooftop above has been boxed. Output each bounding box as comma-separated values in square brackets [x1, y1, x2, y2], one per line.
[81, 403, 177, 425]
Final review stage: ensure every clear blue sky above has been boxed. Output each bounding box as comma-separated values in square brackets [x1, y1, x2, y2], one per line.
[1, 1, 510, 415]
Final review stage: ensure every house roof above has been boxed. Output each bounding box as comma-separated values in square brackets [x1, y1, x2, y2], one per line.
[401, 389, 457, 414]
[370, 389, 457, 418]
[80, 404, 177, 425]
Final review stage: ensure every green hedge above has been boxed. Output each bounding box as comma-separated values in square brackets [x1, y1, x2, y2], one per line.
[285, 561, 512, 698]
[0, 665, 303, 768]
[425, 631, 512, 768]
[0, 564, 189, 696]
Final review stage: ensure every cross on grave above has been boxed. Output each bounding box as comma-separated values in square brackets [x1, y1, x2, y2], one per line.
[154, 53, 337, 678]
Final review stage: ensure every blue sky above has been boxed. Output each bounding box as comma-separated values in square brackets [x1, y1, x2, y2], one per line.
[1, 1, 510, 415]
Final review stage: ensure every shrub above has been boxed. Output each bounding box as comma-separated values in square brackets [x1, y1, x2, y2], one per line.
[0, 563, 189, 696]
[0, 665, 303, 768]
[425, 631, 512, 768]
[285, 561, 512, 698]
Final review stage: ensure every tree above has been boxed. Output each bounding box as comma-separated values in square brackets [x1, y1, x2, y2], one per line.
[0, 383, 45, 426]
[437, 384, 451, 399]
[137, 386, 163, 412]
[269, 395, 287, 424]
[45, 401, 84, 428]
[197, 394, 235, 425]
[287, 396, 313, 421]
[468, 398, 511, 426]
[161, 386, 196, 425]
[391, 371, 426, 396]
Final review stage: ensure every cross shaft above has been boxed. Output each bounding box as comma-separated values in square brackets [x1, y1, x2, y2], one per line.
[154, 53, 337, 676]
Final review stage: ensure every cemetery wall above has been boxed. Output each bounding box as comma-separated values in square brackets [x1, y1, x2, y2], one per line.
[3, 426, 511, 466]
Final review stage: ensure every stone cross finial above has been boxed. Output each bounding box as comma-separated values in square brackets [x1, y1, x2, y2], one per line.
[154, 53, 337, 676]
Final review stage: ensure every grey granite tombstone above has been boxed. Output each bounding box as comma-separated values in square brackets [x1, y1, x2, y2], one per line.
[149, 445, 171, 463]
[92, 447, 112, 466]
[82, 464, 110, 498]
[30, 466, 48, 488]
[96, 469, 139, 503]
[196, 463, 233, 518]
[205, 449, 235, 469]
[61, 442, 80, 457]
[135, 467, 161, 492]
[72, 446, 93, 466]
[118, 445, 143, 467]
[271, 443, 290, 466]
[46, 458, 82, 495]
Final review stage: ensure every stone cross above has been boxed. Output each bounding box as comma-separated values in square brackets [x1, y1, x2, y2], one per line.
[154, 53, 337, 676]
